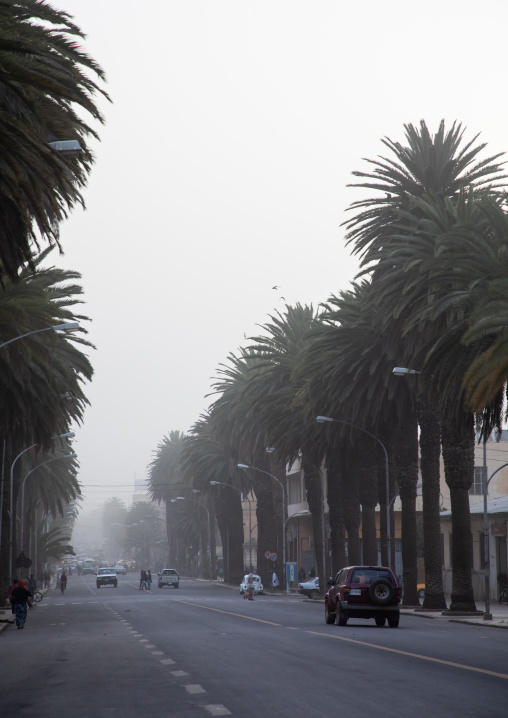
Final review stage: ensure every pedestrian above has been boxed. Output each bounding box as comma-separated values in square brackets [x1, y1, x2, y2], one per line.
[245, 573, 255, 600]
[146, 569, 152, 590]
[139, 570, 147, 590]
[44, 571, 50, 588]
[272, 571, 279, 591]
[11, 578, 33, 629]
[309, 567, 316, 579]
[7, 578, 18, 614]
[27, 574, 37, 594]
[298, 566, 306, 583]
[60, 571, 67, 594]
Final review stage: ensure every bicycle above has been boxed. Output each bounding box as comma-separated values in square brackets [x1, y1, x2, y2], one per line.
[32, 590, 42, 603]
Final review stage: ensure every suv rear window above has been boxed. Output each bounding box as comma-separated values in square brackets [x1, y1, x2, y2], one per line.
[162, 570, 178, 576]
[351, 568, 394, 585]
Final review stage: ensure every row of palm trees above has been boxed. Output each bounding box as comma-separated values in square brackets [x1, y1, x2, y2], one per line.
[148, 121, 508, 612]
[0, 2, 107, 595]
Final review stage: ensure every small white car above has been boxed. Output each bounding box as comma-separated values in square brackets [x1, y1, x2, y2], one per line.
[115, 564, 127, 575]
[298, 576, 320, 598]
[240, 574, 263, 595]
[96, 567, 117, 589]
[158, 568, 179, 589]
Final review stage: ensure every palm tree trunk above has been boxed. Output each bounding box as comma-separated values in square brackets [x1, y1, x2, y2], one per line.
[418, 393, 447, 609]
[341, 451, 361, 565]
[326, 455, 346, 575]
[441, 411, 477, 612]
[359, 450, 379, 565]
[302, 459, 325, 591]
[392, 410, 419, 606]
[254, 472, 278, 588]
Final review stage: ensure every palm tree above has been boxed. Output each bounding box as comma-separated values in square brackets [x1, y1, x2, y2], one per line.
[0, 250, 93, 596]
[0, 0, 110, 279]
[147, 430, 187, 568]
[342, 121, 508, 611]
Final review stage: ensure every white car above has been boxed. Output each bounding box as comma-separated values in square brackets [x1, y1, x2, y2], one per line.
[240, 574, 263, 595]
[115, 564, 127, 575]
[298, 576, 320, 598]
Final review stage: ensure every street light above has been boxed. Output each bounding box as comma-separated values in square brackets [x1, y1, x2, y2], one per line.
[0, 322, 80, 350]
[237, 463, 289, 593]
[8, 431, 75, 578]
[210, 481, 253, 572]
[20, 452, 77, 542]
[316, 416, 391, 568]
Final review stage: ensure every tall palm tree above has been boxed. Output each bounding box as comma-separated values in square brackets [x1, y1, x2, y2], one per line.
[0, 0, 110, 279]
[343, 121, 508, 611]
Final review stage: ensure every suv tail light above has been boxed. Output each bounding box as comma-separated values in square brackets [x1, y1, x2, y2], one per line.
[344, 587, 349, 598]
[395, 587, 401, 600]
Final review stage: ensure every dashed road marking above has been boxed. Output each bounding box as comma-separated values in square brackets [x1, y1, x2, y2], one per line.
[171, 670, 189, 677]
[177, 600, 282, 626]
[151, 651, 164, 656]
[184, 684, 205, 694]
[160, 658, 176, 665]
[204, 706, 232, 716]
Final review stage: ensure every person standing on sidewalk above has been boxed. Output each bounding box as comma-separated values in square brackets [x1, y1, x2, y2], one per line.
[11, 579, 32, 630]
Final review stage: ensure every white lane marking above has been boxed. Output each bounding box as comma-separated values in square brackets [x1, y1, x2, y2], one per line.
[184, 684, 205, 694]
[143, 644, 156, 648]
[204, 706, 232, 716]
[171, 670, 189, 677]
[71, 602, 83, 605]
[139, 639, 149, 642]
[160, 659, 176, 665]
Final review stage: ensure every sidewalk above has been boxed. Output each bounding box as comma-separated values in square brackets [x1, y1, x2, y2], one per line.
[401, 600, 508, 629]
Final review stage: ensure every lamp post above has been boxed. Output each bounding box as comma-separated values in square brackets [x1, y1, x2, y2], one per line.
[210, 481, 253, 572]
[9, 431, 75, 579]
[482, 462, 508, 620]
[0, 322, 80, 350]
[172, 497, 211, 576]
[20, 452, 77, 543]
[237, 463, 289, 593]
[316, 416, 391, 568]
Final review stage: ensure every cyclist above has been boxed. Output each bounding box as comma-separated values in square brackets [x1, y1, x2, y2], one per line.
[60, 571, 67, 594]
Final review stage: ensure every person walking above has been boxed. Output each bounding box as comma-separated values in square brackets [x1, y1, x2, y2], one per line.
[146, 569, 152, 590]
[27, 574, 37, 595]
[139, 570, 147, 590]
[245, 573, 255, 601]
[298, 566, 306, 583]
[11, 579, 33, 629]
[60, 571, 67, 594]
[7, 579, 18, 614]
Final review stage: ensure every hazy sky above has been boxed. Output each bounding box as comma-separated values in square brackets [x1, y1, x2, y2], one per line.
[53, 0, 508, 510]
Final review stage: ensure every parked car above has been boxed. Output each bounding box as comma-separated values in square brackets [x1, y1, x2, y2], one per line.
[240, 574, 263, 595]
[96, 567, 118, 589]
[325, 565, 401, 627]
[158, 568, 179, 589]
[298, 576, 320, 598]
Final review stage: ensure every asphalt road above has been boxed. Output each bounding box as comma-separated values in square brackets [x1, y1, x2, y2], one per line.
[1, 574, 506, 717]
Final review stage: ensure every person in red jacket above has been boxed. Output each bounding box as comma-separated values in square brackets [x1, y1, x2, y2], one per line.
[11, 579, 32, 629]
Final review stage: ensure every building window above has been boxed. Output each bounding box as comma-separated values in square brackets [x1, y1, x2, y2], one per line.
[288, 474, 302, 504]
[470, 466, 485, 495]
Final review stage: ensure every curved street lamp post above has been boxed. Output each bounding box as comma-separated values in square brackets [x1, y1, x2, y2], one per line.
[210, 481, 253, 572]
[237, 463, 289, 593]
[316, 416, 391, 568]
[9, 431, 75, 578]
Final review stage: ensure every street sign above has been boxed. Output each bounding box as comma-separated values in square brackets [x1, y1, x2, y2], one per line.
[264, 551, 271, 559]
[270, 553, 277, 562]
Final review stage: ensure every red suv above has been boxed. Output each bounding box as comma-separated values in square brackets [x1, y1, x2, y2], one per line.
[325, 565, 401, 628]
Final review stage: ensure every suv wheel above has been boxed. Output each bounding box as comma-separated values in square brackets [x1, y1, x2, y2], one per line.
[158, 583, 162, 589]
[174, 583, 179, 588]
[387, 612, 400, 628]
[96, 584, 100, 589]
[337, 605, 348, 626]
[375, 614, 386, 627]
[325, 602, 336, 624]
[368, 579, 394, 605]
